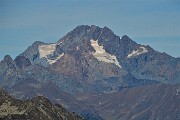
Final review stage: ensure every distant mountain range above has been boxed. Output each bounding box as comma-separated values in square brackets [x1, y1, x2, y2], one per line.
[0, 25, 179, 120]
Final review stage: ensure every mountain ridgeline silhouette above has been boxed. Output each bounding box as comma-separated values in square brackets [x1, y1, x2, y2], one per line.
[0, 25, 180, 120]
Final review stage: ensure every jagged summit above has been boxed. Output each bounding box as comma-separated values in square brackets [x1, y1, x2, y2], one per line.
[3, 55, 13, 62]
[121, 35, 130, 40]
[1, 55, 16, 70]
[57, 25, 118, 44]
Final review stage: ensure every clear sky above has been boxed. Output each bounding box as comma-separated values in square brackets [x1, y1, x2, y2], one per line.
[0, 0, 180, 60]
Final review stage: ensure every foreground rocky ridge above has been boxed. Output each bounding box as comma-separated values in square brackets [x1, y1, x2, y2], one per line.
[0, 89, 83, 120]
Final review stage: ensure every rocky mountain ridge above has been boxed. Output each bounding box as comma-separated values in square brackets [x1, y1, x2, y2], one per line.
[0, 25, 180, 120]
[20, 25, 180, 84]
[0, 89, 83, 120]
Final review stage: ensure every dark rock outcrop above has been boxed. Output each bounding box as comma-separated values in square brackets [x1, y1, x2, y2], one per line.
[14, 56, 31, 69]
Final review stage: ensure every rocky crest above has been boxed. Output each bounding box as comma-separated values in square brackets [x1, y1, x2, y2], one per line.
[0, 89, 83, 120]
[0, 55, 20, 87]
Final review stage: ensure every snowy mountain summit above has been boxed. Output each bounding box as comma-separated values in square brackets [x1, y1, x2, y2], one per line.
[0, 25, 180, 120]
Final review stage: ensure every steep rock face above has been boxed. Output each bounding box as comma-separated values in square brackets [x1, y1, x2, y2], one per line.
[0, 89, 83, 120]
[174, 58, 180, 83]
[20, 41, 44, 63]
[80, 84, 180, 120]
[118, 35, 138, 58]
[0, 55, 20, 87]
[126, 48, 178, 83]
[14, 56, 31, 69]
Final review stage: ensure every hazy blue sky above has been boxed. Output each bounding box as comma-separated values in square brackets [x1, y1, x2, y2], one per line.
[0, 0, 180, 60]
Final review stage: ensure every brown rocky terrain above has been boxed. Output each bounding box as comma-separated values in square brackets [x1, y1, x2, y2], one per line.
[79, 84, 180, 120]
[0, 89, 83, 120]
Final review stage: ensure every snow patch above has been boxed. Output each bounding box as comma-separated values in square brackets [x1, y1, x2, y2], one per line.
[38, 44, 64, 64]
[87, 28, 90, 33]
[56, 99, 61, 101]
[48, 53, 64, 64]
[90, 39, 122, 68]
[127, 46, 148, 58]
[38, 44, 56, 58]
[103, 90, 116, 94]
[59, 41, 63, 44]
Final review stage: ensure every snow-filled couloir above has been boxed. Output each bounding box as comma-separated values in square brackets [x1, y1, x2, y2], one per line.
[90, 39, 122, 68]
[48, 53, 64, 64]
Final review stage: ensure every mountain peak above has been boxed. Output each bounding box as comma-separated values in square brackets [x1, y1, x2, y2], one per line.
[57, 25, 101, 44]
[72, 25, 101, 32]
[1, 55, 15, 67]
[58, 25, 117, 44]
[3, 55, 13, 62]
[103, 26, 113, 32]
[74, 25, 91, 32]
[121, 35, 130, 40]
